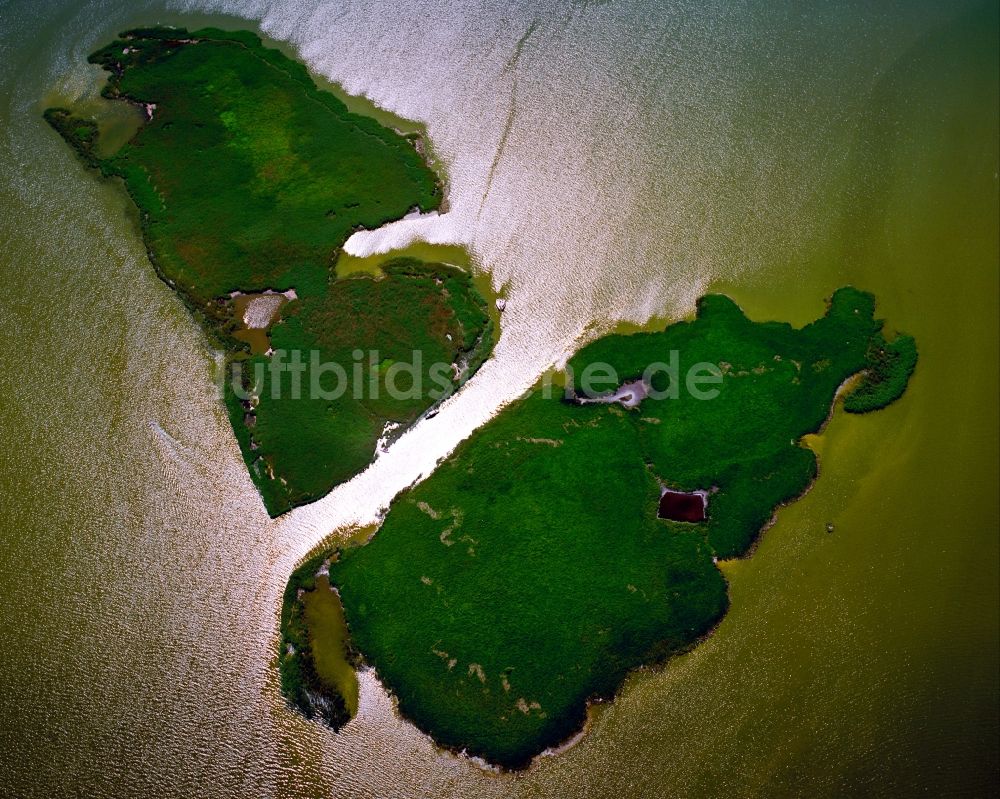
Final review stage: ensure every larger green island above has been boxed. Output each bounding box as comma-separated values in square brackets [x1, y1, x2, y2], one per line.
[46, 27, 494, 515]
[285, 287, 916, 768]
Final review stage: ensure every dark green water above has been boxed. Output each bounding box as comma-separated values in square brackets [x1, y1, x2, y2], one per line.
[0, 1, 996, 796]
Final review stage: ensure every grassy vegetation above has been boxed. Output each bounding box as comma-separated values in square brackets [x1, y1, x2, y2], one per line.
[46, 27, 493, 515]
[84, 26, 440, 303]
[326, 287, 916, 768]
[279, 550, 359, 728]
[232, 258, 492, 512]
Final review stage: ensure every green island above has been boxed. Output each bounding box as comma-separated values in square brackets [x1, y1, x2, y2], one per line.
[285, 287, 916, 768]
[45, 27, 494, 515]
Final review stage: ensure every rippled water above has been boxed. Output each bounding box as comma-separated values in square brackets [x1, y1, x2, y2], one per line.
[0, 1, 996, 796]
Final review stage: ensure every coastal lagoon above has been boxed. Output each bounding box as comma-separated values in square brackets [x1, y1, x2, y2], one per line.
[0, 1, 996, 796]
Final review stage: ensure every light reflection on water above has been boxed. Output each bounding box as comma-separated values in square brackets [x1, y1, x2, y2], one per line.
[0, 0, 995, 797]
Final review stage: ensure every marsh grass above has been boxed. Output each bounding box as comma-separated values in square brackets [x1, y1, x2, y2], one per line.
[327, 287, 917, 767]
[46, 28, 493, 515]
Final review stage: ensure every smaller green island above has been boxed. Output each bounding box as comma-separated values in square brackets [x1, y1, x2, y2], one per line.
[46, 27, 494, 515]
[282, 287, 917, 768]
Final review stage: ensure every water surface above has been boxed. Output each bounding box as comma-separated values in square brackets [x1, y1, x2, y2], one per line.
[0, 1, 995, 796]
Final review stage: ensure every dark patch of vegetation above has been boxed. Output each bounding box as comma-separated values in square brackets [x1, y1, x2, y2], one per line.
[42, 109, 101, 167]
[326, 287, 915, 768]
[45, 27, 493, 515]
[844, 332, 918, 413]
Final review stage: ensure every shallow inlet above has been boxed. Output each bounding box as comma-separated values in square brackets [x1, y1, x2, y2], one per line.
[229, 289, 295, 354]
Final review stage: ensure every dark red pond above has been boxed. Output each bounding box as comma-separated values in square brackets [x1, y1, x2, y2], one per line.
[658, 490, 706, 522]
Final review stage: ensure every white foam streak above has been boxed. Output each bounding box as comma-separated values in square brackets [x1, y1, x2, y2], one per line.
[343, 209, 462, 256]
